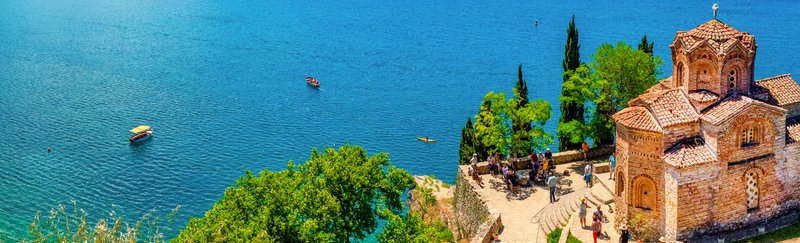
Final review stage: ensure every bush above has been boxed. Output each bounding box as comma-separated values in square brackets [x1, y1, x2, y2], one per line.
[24, 202, 179, 243]
[567, 232, 583, 243]
[624, 213, 660, 242]
[547, 227, 563, 243]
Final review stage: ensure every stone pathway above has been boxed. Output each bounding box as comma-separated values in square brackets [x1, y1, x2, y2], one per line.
[532, 165, 616, 242]
[463, 161, 616, 243]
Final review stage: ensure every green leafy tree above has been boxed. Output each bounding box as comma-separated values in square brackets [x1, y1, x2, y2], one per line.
[173, 145, 416, 243]
[558, 15, 584, 151]
[638, 35, 654, 56]
[378, 178, 454, 243]
[473, 91, 552, 158]
[557, 65, 595, 146]
[379, 212, 453, 243]
[473, 98, 501, 155]
[562, 42, 662, 145]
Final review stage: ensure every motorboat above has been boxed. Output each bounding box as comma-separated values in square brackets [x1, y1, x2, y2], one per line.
[306, 76, 320, 88]
[129, 125, 153, 143]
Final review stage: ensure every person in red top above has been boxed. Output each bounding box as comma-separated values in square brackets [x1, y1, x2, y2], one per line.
[582, 141, 589, 160]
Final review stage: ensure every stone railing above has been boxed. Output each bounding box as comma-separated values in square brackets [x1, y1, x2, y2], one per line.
[502, 145, 616, 170]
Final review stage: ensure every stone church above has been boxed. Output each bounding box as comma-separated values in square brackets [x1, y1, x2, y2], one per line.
[612, 18, 800, 240]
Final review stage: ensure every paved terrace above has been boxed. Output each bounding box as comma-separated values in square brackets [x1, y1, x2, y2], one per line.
[459, 160, 621, 243]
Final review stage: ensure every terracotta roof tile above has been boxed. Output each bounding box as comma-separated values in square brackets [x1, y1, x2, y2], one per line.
[647, 76, 673, 93]
[647, 89, 699, 127]
[755, 74, 800, 106]
[701, 95, 784, 125]
[688, 90, 719, 103]
[675, 19, 755, 54]
[663, 138, 716, 168]
[787, 117, 800, 144]
[612, 107, 662, 133]
[687, 19, 740, 41]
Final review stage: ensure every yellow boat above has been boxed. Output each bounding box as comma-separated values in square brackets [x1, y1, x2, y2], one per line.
[417, 137, 436, 142]
[129, 125, 153, 143]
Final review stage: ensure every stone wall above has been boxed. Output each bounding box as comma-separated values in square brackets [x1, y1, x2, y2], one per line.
[454, 166, 491, 241]
[673, 162, 719, 239]
[662, 122, 701, 150]
[623, 127, 664, 229]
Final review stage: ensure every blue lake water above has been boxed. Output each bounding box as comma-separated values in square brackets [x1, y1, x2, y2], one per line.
[1, 0, 799, 240]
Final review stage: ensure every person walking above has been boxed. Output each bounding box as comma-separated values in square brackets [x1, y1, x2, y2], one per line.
[609, 153, 617, 180]
[547, 172, 557, 203]
[579, 197, 588, 228]
[584, 161, 593, 188]
[592, 217, 601, 243]
[531, 158, 540, 183]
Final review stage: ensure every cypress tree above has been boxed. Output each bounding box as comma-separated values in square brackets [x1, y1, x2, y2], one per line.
[512, 65, 533, 156]
[458, 118, 478, 164]
[558, 15, 584, 151]
[515, 65, 529, 107]
[638, 35, 654, 55]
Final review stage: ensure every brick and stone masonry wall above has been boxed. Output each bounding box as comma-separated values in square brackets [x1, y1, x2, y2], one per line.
[454, 167, 492, 241]
[674, 109, 798, 239]
[663, 167, 679, 241]
[673, 162, 719, 239]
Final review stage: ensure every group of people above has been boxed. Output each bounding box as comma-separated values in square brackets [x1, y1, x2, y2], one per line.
[578, 198, 610, 243]
[527, 148, 553, 183]
[468, 153, 524, 192]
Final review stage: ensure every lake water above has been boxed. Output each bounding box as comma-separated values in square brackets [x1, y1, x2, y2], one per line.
[1, 0, 798, 240]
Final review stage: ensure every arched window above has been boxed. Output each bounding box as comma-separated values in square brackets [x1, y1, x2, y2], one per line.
[741, 125, 760, 147]
[632, 176, 656, 210]
[745, 171, 759, 210]
[616, 171, 625, 197]
[729, 69, 737, 90]
[676, 63, 684, 87]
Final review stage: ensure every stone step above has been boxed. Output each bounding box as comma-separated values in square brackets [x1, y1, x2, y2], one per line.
[584, 193, 601, 207]
[557, 205, 569, 225]
[548, 210, 561, 231]
[590, 184, 615, 204]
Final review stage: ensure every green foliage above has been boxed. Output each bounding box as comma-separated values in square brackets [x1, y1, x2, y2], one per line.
[378, 178, 454, 243]
[378, 212, 453, 243]
[593, 42, 662, 110]
[561, 42, 662, 145]
[559, 15, 585, 151]
[546, 227, 563, 243]
[638, 35, 654, 55]
[173, 145, 416, 243]
[738, 218, 800, 243]
[25, 202, 179, 243]
[625, 213, 660, 243]
[566, 233, 583, 243]
[473, 91, 553, 158]
[558, 65, 596, 145]
[458, 118, 482, 164]
[473, 99, 499, 155]
[512, 65, 534, 156]
[591, 42, 662, 144]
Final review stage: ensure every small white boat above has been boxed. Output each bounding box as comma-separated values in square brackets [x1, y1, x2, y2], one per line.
[129, 125, 153, 143]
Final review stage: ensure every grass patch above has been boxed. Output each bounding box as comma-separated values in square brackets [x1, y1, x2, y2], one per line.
[547, 228, 562, 243]
[738, 219, 800, 243]
[567, 232, 583, 243]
